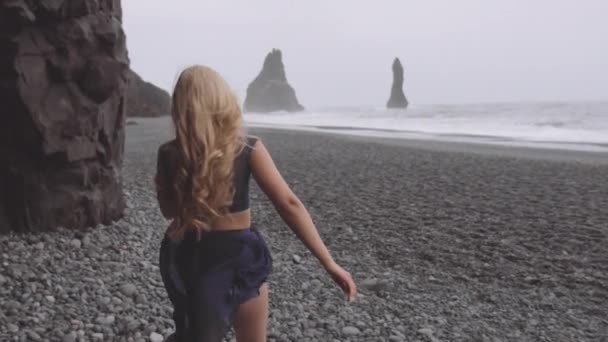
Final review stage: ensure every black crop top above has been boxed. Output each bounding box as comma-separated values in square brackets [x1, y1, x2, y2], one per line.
[156, 136, 258, 217]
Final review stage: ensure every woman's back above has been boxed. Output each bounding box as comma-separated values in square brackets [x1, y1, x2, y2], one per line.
[156, 136, 259, 232]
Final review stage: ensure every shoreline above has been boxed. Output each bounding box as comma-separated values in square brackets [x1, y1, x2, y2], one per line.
[247, 125, 608, 165]
[127, 116, 608, 164]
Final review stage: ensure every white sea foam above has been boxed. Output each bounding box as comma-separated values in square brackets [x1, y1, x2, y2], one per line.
[244, 102, 608, 152]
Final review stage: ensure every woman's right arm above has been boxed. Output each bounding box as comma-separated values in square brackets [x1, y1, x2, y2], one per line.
[250, 139, 357, 302]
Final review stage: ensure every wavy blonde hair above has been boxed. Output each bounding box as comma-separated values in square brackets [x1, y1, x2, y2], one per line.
[168, 65, 244, 240]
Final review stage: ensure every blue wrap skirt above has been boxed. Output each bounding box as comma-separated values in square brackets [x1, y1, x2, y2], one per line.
[159, 227, 273, 342]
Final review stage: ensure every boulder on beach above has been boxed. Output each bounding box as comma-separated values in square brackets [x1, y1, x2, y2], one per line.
[0, 0, 128, 233]
[126, 70, 171, 117]
[244, 49, 304, 113]
[387, 57, 409, 108]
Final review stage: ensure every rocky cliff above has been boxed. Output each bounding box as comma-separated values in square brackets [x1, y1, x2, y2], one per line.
[126, 70, 171, 117]
[0, 0, 128, 233]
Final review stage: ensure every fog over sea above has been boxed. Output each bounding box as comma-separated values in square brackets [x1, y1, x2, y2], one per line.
[244, 101, 608, 152]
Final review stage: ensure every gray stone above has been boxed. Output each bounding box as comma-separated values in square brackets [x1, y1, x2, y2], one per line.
[145, 324, 158, 334]
[25, 330, 41, 340]
[127, 319, 141, 331]
[361, 278, 379, 288]
[70, 239, 82, 248]
[361, 277, 389, 292]
[97, 315, 115, 325]
[342, 326, 360, 335]
[417, 328, 440, 342]
[62, 332, 77, 342]
[120, 283, 137, 297]
[82, 235, 91, 247]
[150, 332, 164, 342]
[292, 254, 302, 264]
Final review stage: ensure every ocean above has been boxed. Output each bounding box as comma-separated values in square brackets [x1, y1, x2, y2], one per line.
[243, 102, 608, 152]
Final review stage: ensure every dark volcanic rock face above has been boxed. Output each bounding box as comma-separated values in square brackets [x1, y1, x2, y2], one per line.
[126, 69, 171, 117]
[0, 0, 129, 233]
[244, 49, 304, 113]
[387, 57, 409, 108]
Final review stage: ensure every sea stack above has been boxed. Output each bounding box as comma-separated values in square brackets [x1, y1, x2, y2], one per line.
[0, 0, 128, 233]
[244, 49, 304, 113]
[387, 58, 409, 108]
[126, 70, 171, 117]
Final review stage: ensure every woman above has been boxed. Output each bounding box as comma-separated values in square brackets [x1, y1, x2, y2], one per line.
[155, 65, 356, 342]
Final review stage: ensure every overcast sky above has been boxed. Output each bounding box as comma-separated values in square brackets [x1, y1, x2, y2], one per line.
[122, 0, 608, 107]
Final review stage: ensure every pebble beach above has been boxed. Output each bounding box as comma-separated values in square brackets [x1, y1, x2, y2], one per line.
[1, 117, 607, 342]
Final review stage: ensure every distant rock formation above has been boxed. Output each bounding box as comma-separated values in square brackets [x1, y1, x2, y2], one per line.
[126, 70, 171, 117]
[0, 0, 128, 233]
[244, 49, 304, 113]
[387, 58, 409, 108]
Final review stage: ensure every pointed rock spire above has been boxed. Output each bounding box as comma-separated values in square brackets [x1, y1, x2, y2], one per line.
[387, 57, 409, 108]
[244, 49, 304, 113]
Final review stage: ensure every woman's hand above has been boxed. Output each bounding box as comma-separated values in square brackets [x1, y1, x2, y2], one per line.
[325, 262, 357, 302]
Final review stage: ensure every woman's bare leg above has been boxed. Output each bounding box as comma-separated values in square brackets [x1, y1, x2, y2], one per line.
[233, 283, 269, 342]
